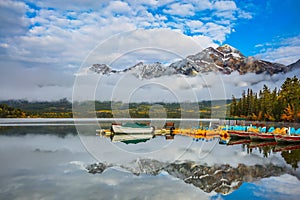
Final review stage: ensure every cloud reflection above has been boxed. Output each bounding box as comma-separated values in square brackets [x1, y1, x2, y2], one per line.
[0, 133, 299, 199]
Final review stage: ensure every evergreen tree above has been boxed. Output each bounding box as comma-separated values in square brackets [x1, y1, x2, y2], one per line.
[229, 76, 300, 122]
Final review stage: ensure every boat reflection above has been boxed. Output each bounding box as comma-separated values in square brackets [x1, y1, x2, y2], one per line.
[110, 133, 155, 144]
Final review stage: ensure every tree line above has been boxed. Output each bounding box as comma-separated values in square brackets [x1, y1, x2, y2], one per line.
[230, 76, 300, 122]
[0, 104, 27, 118]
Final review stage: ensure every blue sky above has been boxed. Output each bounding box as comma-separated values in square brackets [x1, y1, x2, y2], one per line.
[0, 0, 299, 100]
[227, 0, 300, 57]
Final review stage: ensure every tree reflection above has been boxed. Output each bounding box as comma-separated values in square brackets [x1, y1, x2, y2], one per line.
[281, 149, 300, 170]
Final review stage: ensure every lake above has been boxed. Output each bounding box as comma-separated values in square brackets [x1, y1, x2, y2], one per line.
[0, 119, 300, 200]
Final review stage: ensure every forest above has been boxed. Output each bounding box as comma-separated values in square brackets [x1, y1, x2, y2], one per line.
[0, 99, 227, 118]
[230, 76, 300, 122]
[0, 104, 27, 118]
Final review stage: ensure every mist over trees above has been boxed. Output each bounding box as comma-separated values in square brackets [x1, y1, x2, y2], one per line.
[230, 76, 300, 122]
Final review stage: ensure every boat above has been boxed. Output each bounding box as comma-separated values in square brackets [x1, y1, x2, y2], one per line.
[223, 124, 251, 139]
[274, 134, 300, 143]
[111, 122, 155, 134]
[110, 122, 155, 144]
[249, 132, 275, 141]
[227, 126, 274, 140]
[175, 127, 225, 137]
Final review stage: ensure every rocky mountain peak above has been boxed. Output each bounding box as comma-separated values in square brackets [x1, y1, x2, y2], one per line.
[89, 45, 297, 78]
[89, 64, 115, 75]
[217, 44, 245, 58]
[123, 61, 175, 79]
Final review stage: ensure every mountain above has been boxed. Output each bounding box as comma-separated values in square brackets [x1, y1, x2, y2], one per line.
[89, 44, 294, 79]
[287, 59, 300, 71]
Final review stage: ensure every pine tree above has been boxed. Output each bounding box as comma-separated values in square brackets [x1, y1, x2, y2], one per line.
[230, 95, 237, 116]
[229, 76, 299, 122]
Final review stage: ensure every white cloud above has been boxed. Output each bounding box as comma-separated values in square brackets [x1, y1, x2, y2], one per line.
[192, 0, 212, 10]
[186, 20, 204, 33]
[104, 1, 132, 16]
[28, 0, 107, 11]
[213, 1, 237, 11]
[163, 3, 195, 16]
[72, 68, 299, 103]
[192, 35, 217, 49]
[211, 1, 238, 21]
[255, 35, 300, 65]
[0, 0, 30, 37]
[196, 22, 231, 43]
[79, 29, 205, 68]
[214, 10, 236, 20]
[238, 9, 253, 19]
[257, 46, 300, 65]
[282, 35, 300, 46]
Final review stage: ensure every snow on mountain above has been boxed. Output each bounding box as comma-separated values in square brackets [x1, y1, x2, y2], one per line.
[122, 62, 176, 79]
[89, 44, 294, 79]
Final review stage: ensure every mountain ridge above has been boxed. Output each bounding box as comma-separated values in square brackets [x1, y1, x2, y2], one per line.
[89, 44, 298, 79]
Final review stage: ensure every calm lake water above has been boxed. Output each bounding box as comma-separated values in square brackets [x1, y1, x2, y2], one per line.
[0, 119, 300, 200]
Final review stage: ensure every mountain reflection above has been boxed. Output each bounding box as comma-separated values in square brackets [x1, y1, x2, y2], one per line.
[87, 159, 290, 195]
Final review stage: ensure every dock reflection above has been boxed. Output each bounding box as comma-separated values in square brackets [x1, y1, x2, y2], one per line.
[98, 128, 300, 169]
